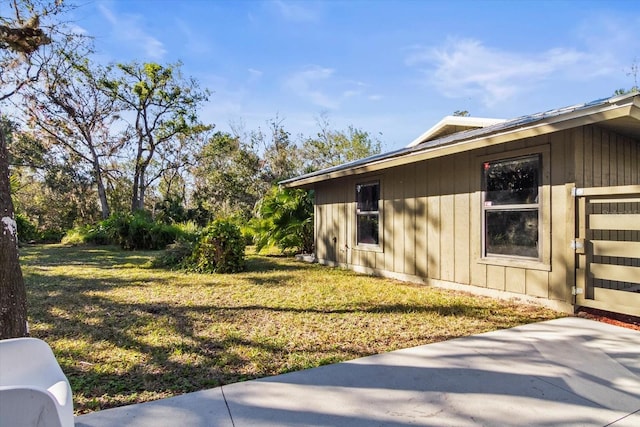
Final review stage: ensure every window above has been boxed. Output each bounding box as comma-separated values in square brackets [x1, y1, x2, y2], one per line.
[482, 155, 541, 259]
[356, 181, 380, 245]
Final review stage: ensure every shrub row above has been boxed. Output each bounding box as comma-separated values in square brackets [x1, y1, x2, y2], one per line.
[16, 214, 65, 244]
[62, 214, 246, 274]
[61, 212, 193, 250]
[109, 212, 180, 250]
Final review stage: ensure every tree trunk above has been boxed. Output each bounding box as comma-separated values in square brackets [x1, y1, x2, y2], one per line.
[92, 159, 110, 219]
[138, 165, 147, 211]
[138, 184, 146, 211]
[131, 165, 141, 212]
[131, 159, 148, 212]
[0, 126, 28, 339]
[88, 143, 110, 219]
[97, 173, 110, 219]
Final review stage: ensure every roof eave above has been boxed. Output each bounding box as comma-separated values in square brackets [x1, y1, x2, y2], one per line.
[283, 95, 639, 189]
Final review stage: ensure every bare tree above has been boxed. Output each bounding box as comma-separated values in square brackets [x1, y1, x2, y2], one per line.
[22, 42, 121, 219]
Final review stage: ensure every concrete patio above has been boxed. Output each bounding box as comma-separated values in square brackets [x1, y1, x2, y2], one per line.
[75, 317, 640, 426]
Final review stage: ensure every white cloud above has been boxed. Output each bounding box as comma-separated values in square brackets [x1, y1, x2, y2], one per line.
[406, 37, 614, 106]
[272, 0, 320, 22]
[248, 68, 264, 83]
[285, 66, 339, 109]
[98, 4, 166, 60]
[284, 66, 381, 109]
[343, 90, 361, 98]
[574, 14, 640, 58]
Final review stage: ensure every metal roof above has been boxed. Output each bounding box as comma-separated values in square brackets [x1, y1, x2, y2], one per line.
[281, 92, 640, 187]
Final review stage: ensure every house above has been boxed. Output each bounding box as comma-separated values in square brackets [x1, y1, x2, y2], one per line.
[282, 93, 640, 317]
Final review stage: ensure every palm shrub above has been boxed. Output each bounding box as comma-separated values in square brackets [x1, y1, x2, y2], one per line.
[252, 186, 314, 254]
[189, 219, 245, 273]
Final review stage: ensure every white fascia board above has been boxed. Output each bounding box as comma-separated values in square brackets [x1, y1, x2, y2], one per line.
[406, 116, 506, 147]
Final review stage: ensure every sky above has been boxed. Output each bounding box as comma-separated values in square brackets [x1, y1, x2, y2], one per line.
[68, 0, 640, 151]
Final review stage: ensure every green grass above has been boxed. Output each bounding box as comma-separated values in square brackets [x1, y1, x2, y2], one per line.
[21, 244, 563, 414]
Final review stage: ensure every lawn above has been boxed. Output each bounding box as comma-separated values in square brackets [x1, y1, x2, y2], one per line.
[21, 244, 563, 414]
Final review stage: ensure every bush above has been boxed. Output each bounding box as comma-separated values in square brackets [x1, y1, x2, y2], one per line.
[155, 196, 187, 224]
[110, 211, 181, 250]
[185, 203, 211, 227]
[61, 227, 87, 246]
[62, 223, 112, 246]
[151, 222, 201, 269]
[62, 212, 182, 250]
[38, 228, 65, 243]
[151, 240, 194, 269]
[86, 223, 112, 245]
[189, 219, 245, 273]
[173, 220, 201, 243]
[15, 213, 37, 243]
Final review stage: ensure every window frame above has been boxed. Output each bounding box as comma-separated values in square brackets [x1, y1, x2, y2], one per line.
[355, 180, 382, 249]
[479, 147, 550, 269]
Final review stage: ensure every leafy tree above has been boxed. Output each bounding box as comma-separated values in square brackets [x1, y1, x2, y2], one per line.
[20, 161, 100, 234]
[102, 157, 134, 215]
[302, 114, 381, 172]
[252, 186, 314, 254]
[258, 117, 303, 183]
[0, 0, 70, 338]
[7, 120, 102, 235]
[153, 127, 209, 220]
[192, 131, 262, 220]
[453, 110, 470, 117]
[3, 117, 47, 169]
[100, 61, 210, 212]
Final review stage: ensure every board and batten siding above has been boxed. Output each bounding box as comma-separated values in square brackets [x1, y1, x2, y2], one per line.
[313, 125, 639, 311]
[574, 124, 639, 189]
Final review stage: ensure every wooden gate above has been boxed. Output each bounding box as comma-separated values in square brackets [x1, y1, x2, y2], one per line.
[574, 185, 640, 317]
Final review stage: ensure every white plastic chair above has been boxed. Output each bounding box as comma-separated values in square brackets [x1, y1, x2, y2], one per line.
[0, 337, 74, 427]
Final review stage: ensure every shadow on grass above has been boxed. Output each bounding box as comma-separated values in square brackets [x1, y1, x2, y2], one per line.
[21, 244, 560, 414]
[244, 254, 306, 273]
[20, 244, 156, 268]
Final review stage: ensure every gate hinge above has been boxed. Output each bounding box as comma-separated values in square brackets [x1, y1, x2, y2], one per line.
[571, 239, 585, 253]
[571, 188, 584, 197]
[572, 286, 584, 296]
